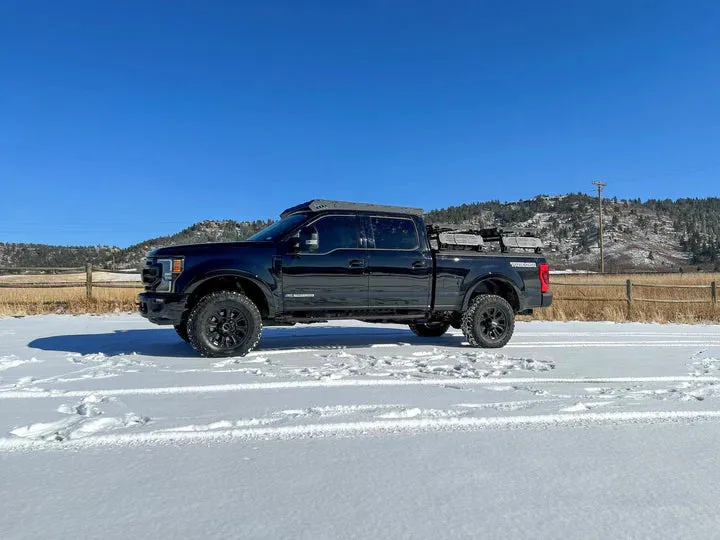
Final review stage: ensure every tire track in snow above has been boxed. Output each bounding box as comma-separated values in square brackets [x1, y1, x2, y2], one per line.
[0, 355, 41, 372]
[249, 340, 720, 356]
[2, 410, 720, 453]
[507, 341, 720, 348]
[2, 376, 720, 400]
[517, 332, 720, 338]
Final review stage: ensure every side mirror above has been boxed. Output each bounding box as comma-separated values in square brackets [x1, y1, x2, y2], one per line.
[299, 226, 319, 252]
[286, 237, 300, 252]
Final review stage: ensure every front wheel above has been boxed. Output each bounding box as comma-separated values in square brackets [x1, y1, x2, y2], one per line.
[187, 291, 263, 358]
[409, 322, 450, 337]
[461, 294, 515, 348]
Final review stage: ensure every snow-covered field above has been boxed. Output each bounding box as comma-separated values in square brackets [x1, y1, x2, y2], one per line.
[0, 271, 140, 283]
[2, 315, 720, 539]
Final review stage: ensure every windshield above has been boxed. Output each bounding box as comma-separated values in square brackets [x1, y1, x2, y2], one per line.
[246, 213, 308, 242]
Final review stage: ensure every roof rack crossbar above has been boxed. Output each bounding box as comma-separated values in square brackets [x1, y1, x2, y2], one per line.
[281, 200, 424, 218]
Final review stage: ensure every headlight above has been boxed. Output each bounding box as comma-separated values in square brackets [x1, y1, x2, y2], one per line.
[155, 258, 184, 292]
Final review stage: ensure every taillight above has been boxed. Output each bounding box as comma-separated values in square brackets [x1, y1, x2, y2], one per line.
[539, 263, 550, 293]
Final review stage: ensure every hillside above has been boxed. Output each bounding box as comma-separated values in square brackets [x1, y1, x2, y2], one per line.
[118, 219, 272, 268]
[0, 220, 271, 270]
[1, 195, 719, 271]
[427, 194, 720, 271]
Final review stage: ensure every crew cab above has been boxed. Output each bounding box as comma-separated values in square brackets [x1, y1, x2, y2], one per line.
[139, 200, 552, 357]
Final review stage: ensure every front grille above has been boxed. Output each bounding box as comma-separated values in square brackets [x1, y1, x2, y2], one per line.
[142, 265, 161, 290]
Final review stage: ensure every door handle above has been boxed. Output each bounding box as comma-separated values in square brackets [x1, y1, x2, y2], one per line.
[349, 259, 366, 268]
[412, 260, 427, 268]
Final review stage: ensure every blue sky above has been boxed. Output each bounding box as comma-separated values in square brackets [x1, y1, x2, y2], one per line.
[1, 1, 719, 247]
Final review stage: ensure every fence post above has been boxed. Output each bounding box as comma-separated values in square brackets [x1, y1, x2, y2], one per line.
[712, 282, 717, 309]
[86, 263, 93, 300]
[626, 279, 633, 318]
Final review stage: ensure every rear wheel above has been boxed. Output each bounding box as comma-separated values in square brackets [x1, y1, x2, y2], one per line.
[461, 294, 515, 348]
[187, 291, 263, 358]
[174, 322, 190, 342]
[409, 321, 450, 337]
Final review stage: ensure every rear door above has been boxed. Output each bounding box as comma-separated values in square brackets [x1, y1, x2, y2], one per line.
[367, 215, 432, 311]
[281, 214, 369, 312]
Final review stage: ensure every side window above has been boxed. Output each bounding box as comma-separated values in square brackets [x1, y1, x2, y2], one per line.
[371, 217, 419, 250]
[299, 215, 359, 254]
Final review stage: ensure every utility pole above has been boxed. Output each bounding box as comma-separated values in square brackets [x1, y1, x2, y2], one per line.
[592, 181, 607, 273]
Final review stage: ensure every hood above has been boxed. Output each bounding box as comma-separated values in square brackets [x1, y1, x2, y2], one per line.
[148, 241, 271, 258]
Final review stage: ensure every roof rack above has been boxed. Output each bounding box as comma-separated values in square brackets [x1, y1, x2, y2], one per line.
[280, 200, 424, 219]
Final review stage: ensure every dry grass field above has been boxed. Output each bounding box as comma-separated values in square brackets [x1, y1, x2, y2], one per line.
[0, 287, 142, 316]
[0, 272, 141, 316]
[1, 271, 718, 323]
[533, 272, 720, 323]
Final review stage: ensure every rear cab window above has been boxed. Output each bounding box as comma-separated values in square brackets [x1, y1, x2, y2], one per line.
[369, 216, 419, 250]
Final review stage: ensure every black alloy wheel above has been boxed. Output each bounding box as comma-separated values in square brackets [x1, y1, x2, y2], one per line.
[187, 291, 263, 358]
[461, 294, 515, 348]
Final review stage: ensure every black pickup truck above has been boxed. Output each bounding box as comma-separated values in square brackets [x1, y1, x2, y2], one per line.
[139, 200, 552, 357]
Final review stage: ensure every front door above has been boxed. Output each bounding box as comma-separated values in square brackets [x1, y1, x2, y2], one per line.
[281, 214, 369, 312]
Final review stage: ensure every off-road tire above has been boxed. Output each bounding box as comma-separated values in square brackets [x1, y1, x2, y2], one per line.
[461, 294, 515, 348]
[409, 322, 450, 337]
[187, 291, 263, 358]
[174, 322, 190, 343]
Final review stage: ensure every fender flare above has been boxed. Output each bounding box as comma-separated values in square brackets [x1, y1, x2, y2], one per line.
[461, 275, 523, 311]
[183, 270, 276, 317]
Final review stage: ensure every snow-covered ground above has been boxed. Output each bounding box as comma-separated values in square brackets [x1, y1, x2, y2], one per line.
[2, 315, 720, 539]
[0, 271, 141, 283]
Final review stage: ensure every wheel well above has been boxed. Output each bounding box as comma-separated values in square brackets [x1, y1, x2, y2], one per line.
[467, 279, 520, 312]
[186, 276, 270, 318]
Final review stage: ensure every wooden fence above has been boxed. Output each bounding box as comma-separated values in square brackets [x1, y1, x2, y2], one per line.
[1, 266, 718, 314]
[0, 264, 142, 300]
[553, 279, 718, 315]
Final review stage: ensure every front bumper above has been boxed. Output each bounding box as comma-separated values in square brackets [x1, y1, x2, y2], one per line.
[138, 293, 187, 325]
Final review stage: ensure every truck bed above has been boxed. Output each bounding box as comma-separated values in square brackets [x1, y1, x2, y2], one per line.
[432, 250, 549, 313]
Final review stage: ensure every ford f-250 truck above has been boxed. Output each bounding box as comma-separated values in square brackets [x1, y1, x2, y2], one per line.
[139, 200, 552, 357]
